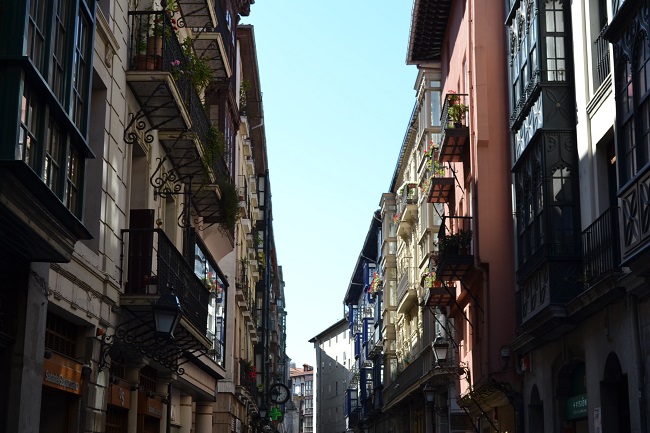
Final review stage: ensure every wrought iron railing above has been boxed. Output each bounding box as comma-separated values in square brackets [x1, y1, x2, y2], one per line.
[122, 228, 209, 333]
[582, 207, 620, 287]
[397, 257, 411, 302]
[238, 359, 258, 399]
[438, 215, 474, 259]
[595, 25, 610, 89]
[127, 10, 229, 181]
[397, 183, 418, 216]
[441, 92, 469, 129]
[383, 351, 427, 404]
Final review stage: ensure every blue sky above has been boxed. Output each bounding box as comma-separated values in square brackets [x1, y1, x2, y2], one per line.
[241, 1, 416, 366]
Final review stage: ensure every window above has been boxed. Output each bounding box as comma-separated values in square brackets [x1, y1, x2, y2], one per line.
[20, 0, 95, 217]
[544, 0, 567, 81]
[194, 241, 226, 366]
[45, 313, 77, 357]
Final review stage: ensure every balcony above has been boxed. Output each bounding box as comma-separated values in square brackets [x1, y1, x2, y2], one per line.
[423, 278, 455, 308]
[126, 11, 191, 132]
[237, 359, 258, 402]
[439, 93, 469, 162]
[383, 350, 428, 405]
[190, 0, 232, 83]
[435, 216, 474, 281]
[122, 228, 211, 348]
[396, 183, 418, 238]
[582, 207, 621, 287]
[367, 327, 383, 358]
[396, 258, 417, 314]
[620, 170, 650, 269]
[426, 163, 455, 204]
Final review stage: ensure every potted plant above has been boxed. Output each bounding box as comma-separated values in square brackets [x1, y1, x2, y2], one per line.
[438, 229, 473, 256]
[180, 37, 212, 93]
[448, 103, 469, 127]
[144, 274, 158, 294]
[447, 90, 460, 105]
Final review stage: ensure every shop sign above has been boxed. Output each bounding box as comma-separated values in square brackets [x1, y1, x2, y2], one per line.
[566, 394, 588, 420]
[138, 392, 163, 419]
[109, 383, 132, 408]
[42, 353, 83, 395]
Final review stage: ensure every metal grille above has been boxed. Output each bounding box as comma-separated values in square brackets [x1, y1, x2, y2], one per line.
[105, 406, 128, 433]
[139, 365, 157, 392]
[595, 25, 610, 89]
[45, 314, 77, 357]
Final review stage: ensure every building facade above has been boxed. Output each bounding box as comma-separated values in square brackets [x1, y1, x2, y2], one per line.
[507, 0, 650, 432]
[0, 1, 288, 433]
[310, 319, 351, 433]
[342, 2, 517, 433]
[289, 364, 314, 433]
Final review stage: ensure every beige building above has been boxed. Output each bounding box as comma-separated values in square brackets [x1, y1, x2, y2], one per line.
[0, 1, 287, 433]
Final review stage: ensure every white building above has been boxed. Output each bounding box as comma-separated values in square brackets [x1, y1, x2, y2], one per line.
[310, 318, 353, 433]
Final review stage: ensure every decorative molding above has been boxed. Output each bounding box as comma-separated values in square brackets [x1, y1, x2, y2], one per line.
[95, 8, 120, 68]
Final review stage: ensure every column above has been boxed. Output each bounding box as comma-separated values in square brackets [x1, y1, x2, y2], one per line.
[179, 394, 193, 433]
[157, 376, 173, 433]
[425, 403, 433, 433]
[126, 364, 143, 433]
[195, 402, 214, 433]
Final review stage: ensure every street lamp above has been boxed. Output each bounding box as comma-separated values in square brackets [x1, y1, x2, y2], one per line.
[259, 404, 268, 420]
[423, 383, 435, 406]
[153, 291, 182, 339]
[432, 335, 449, 365]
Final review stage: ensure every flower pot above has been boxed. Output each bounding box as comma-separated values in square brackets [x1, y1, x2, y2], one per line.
[454, 122, 463, 128]
[133, 54, 155, 71]
[147, 36, 163, 57]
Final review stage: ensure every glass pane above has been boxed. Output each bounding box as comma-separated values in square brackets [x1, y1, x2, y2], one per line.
[546, 11, 555, 32]
[431, 90, 441, 126]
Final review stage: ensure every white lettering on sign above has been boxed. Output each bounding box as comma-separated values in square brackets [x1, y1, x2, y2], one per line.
[44, 370, 80, 391]
[148, 404, 163, 417]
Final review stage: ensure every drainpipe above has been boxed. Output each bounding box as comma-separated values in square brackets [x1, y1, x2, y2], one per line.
[630, 294, 647, 432]
[167, 381, 172, 433]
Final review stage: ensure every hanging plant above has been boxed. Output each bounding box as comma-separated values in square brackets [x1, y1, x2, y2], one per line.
[217, 178, 238, 235]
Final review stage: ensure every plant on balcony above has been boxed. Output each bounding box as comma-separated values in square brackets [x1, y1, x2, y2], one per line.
[239, 80, 250, 114]
[202, 271, 222, 294]
[241, 358, 257, 382]
[447, 90, 460, 105]
[398, 182, 417, 200]
[202, 124, 225, 171]
[423, 271, 436, 289]
[167, 37, 212, 91]
[392, 212, 401, 224]
[448, 103, 469, 126]
[438, 229, 473, 255]
[217, 178, 238, 235]
[368, 271, 381, 294]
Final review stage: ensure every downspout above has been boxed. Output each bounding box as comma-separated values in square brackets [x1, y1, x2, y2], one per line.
[631, 294, 648, 432]
[167, 381, 172, 433]
[263, 171, 271, 401]
[465, 0, 487, 384]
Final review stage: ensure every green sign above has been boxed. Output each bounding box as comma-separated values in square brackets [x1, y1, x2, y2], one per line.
[269, 407, 282, 421]
[566, 394, 588, 420]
